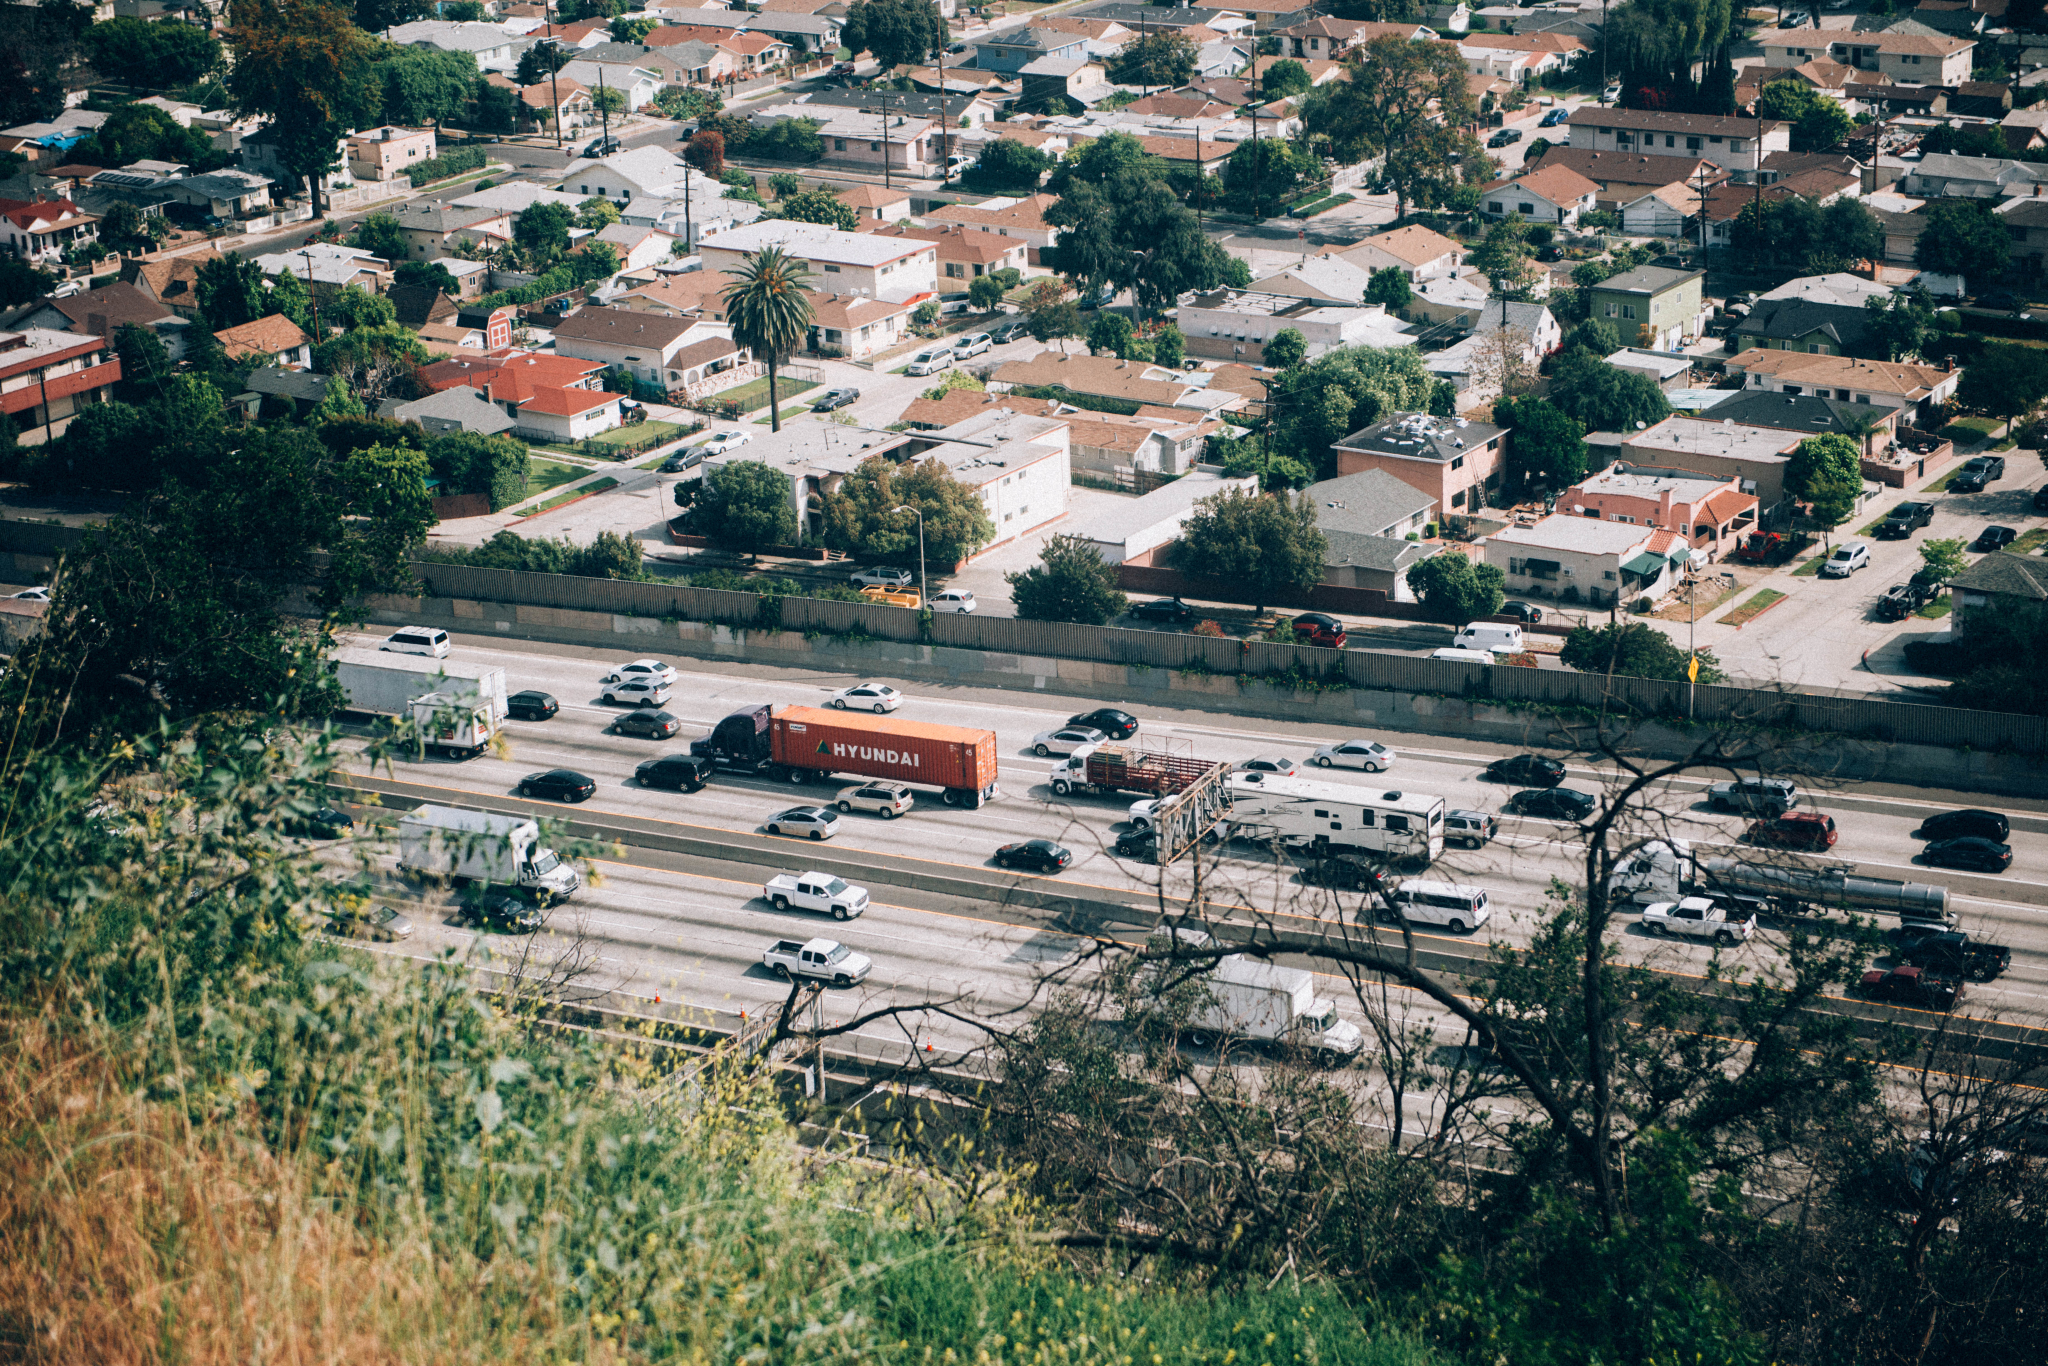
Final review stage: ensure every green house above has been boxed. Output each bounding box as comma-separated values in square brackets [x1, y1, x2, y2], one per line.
[1586, 264, 1706, 352]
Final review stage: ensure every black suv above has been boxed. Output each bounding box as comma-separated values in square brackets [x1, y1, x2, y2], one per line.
[1874, 501, 1935, 538]
[1913, 807, 2009, 841]
[1949, 456, 2005, 492]
[636, 754, 713, 792]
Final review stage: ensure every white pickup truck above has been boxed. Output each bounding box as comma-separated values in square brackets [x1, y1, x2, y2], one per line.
[762, 871, 869, 920]
[1640, 896, 1756, 944]
[762, 937, 872, 985]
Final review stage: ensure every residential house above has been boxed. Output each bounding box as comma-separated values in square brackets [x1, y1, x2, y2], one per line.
[1401, 269, 1493, 327]
[1478, 163, 1599, 227]
[387, 201, 512, 259]
[991, 351, 1239, 416]
[0, 328, 122, 439]
[925, 193, 1062, 250]
[1328, 410, 1506, 517]
[1566, 108, 1789, 178]
[861, 220, 1028, 283]
[1731, 294, 1878, 356]
[11, 280, 187, 361]
[1619, 183, 1700, 238]
[1604, 346, 1695, 392]
[1722, 348, 1960, 425]
[165, 170, 275, 224]
[614, 271, 732, 322]
[1996, 194, 2048, 278]
[797, 110, 944, 178]
[511, 383, 624, 441]
[974, 27, 1087, 74]
[713, 32, 797, 72]
[1619, 416, 1806, 517]
[902, 389, 1061, 431]
[559, 145, 697, 212]
[119, 250, 211, 318]
[415, 349, 620, 440]
[251, 242, 394, 300]
[1457, 32, 1586, 85]
[1069, 4, 1253, 41]
[837, 182, 912, 222]
[595, 222, 680, 272]
[452, 180, 587, 221]
[1272, 15, 1434, 58]
[346, 126, 437, 183]
[377, 386, 519, 437]
[1248, 254, 1379, 305]
[800, 86, 999, 134]
[1481, 515, 1695, 608]
[698, 218, 937, 300]
[1702, 388, 1901, 457]
[1301, 467, 1441, 597]
[505, 74, 595, 131]
[1945, 550, 2048, 636]
[2001, 104, 2048, 152]
[1760, 29, 1974, 84]
[1075, 466, 1259, 567]
[0, 197, 96, 263]
[214, 315, 310, 366]
[805, 290, 915, 360]
[385, 20, 534, 73]
[736, 11, 841, 54]
[1333, 224, 1462, 283]
[1062, 410, 1225, 483]
[558, 61, 663, 112]
[1523, 147, 1725, 214]
[1556, 463, 1759, 560]
[1586, 264, 1707, 352]
[1031, 14, 1136, 54]
[390, 285, 459, 328]
[550, 306, 747, 391]
[244, 366, 338, 419]
[1177, 290, 1415, 363]
[1425, 300, 1561, 397]
[1021, 56, 1103, 107]
[1901, 152, 2048, 199]
[575, 40, 730, 86]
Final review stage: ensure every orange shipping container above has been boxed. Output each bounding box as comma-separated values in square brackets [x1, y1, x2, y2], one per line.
[769, 705, 1000, 807]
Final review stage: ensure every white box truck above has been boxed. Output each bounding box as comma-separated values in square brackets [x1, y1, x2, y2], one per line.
[333, 647, 509, 759]
[397, 805, 581, 903]
[1180, 955, 1362, 1064]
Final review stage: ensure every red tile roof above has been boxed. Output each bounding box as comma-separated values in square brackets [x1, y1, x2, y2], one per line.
[518, 384, 618, 417]
[417, 350, 607, 405]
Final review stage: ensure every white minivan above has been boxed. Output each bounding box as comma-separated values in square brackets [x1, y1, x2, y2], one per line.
[1453, 622, 1523, 654]
[906, 347, 954, 376]
[381, 626, 450, 658]
[1383, 879, 1492, 933]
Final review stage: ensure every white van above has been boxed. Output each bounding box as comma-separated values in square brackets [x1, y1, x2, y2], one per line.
[381, 626, 450, 658]
[1384, 879, 1492, 932]
[1431, 647, 1496, 664]
[1453, 622, 1523, 654]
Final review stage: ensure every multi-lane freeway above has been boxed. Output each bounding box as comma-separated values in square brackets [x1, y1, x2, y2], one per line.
[325, 631, 2048, 1080]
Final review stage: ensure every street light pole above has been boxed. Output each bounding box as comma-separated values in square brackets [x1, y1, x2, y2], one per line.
[891, 503, 926, 606]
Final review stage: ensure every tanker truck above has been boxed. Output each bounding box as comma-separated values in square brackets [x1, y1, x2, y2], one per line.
[691, 703, 999, 807]
[1607, 840, 1953, 925]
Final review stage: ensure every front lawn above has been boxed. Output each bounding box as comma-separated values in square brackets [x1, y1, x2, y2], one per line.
[584, 420, 681, 448]
[716, 375, 818, 412]
[1938, 416, 2002, 445]
[523, 458, 586, 501]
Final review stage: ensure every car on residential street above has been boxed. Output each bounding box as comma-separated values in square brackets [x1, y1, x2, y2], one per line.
[1707, 777, 1800, 817]
[835, 781, 914, 818]
[611, 709, 683, 739]
[906, 346, 954, 375]
[989, 315, 1031, 344]
[952, 332, 992, 358]
[517, 769, 596, 803]
[694, 430, 752, 457]
[1874, 502, 1935, 538]
[1069, 707, 1139, 739]
[580, 136, 622, 158]
[1920, 836, 2013, 872]
[811, 387, 861, 411]
[507, 690, 559, 721]
[660, 450, 705, 473]
[1539, 107, 1569, 127]
[603, 659, 679, 687]
[1876, 582, 1939, 620]
[766, 805, 839, 840]
[1031, 725, 1106, 757]
[828, 682, 902, 712]
[1310, 738, 1396, 772]
[1973, 525, 2017, 551]
[461, 892, 544, 934]
[7, 586, 48, 601]
[1950, 455, 2005, 491]
[602, 678, 671, 707]
[1913, 808, 2009, 841]
[850, 565, 915, 589]
[1236, 756, 1298, 777]
[1126, 597, 1200, 624]
[636, 754, 712, 792]
[1858, 964, 1964, 1011]
[995, 838, 1072, 872]
[1819, 543, 1870, 577]
[1499, 600, 1545, 622]
[1505, 788, 1597, 822]
[1488, 127, 1522, 147]
[1745, 811, 1838, 850]
[1485, 753, 1565, 787]
[1292, 611, 1347, 648]
[930, 588, 977, 613]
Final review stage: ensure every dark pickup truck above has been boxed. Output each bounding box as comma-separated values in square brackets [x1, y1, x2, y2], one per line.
[1886, 927, 2011, 981]
[1858, 964, 1965, 1011]
[1874, 502, 1936, 539]
[1876, 581, 1938, 620]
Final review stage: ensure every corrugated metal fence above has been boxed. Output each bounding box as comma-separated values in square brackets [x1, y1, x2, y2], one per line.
[401, 562, 2048, 755]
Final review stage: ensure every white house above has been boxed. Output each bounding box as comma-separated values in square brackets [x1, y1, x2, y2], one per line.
[1478, 163, 1599, 228]
[550, 306, 746, 390]
[558, 61, 664, 113]
[1176, 289, 1416, 363]
[1074, 466, 1258, 565]
[1759, 29, 1973, 86]
[384, 20, 534, 73]
[1566, 108, 1790, 178]
[512, 385, 623, 442]
[1481, 515, 1696, 610]
[696, 219, 937, 302]
[1334, 224, 1463, 283]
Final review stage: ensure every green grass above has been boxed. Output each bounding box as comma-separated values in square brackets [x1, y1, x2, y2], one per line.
[1924, 466, 1967, 493]
[1939, 416, 2002, 444]
[2009, 526, 2048, 555]
[1291, 192, 1357, 218]
[753, 403, 816, 425]
[522, 457, 585, 501]
[1792, 551, 1831, 577]
[717, 375, 818, 412]
[1916, 596, 1953, 619]
[1717, 587, 1786, 627]
[516, 475, 616, 516]
[583, 419, 680, 448]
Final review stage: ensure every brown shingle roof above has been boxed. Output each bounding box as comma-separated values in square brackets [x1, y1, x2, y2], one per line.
[213, 313, 309, 360]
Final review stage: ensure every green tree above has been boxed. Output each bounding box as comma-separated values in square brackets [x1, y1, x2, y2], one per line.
[515, 40, 569, 85]
[1562, 316, 1622, 357]
[1405, 551, 1506, 623]
[1806, 464, 1862, 548]
[840, 0, 947, 71]
[1261, 57, 1312, 98]
[779, 188, 859, 230]
[426, 429, 530, 511]
[515, 200, 575, 268]
[1785, 432, 1865, 501]
[1086, 311, 1135, 357]
[698, 458, 799, 552]
[968, 274, 1006, 312]
[1025, 280, 1082, 352]
[1919, 536, 1969, 583]
[1546, 349, 1671, 433]
[1466, 215, 1540, 319]
[314, 322, 430, 405]
[1493, 395, 1588, 495]
[1916, 198, 2011, 284]
[226, 0, 382, 215]
[1106, 30, 1198, 88]
[590, 83, 627, 120]
[1756, 77, 1852, 152]
[1262, 327, 1307, 370]
[1855, 288, 1937, 362]
[1301, 34, 1482, 219]
[577, 196, 622, 229]
[393, 259, 460, 297]
[195, 252, 266, 332]
[1174, 489, 1328, 613]
[721, 245, 816, 434]
[71, 102, 228, 172]
[767, 171, 805, 199]
[111, 323, 174, 403]
[1264, 344, 1441, 479]
[98, 200, 161, 255]
[1222, 138, 1303, 219]
[1559, 620, 1723, 682]
[268, 266, 316, 332]
[750, 116, 825, 162]
[609, 14, 656, 42]
[821, 455, 995, 570]
[1956, 341, 2048, 422]
[376, 44, 476, 127]
[327, 283, 396, 330]
[967, 137, 1052, 191]
[1365, 267, 1412, 311]
[1151, 323, 1185, 369]
[349, 211, 408, 263]
[81, 16, 221, 88]
[1007, 534, 1128, 624]
[0, 259, 56, 308]
[440, 0, 485, 17]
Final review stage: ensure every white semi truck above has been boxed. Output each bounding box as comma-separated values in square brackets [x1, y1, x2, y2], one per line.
[1607, 839, 1952, 924]
[1179, 955, 1363, 1064]
[397, 806, 582, 904]
[333, 647, 509, 759]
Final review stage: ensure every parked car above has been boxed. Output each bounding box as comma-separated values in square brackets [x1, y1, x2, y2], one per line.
[580, 136, 622, 158]
[836, 781, 914, 818]
[829, 682, 901, 712]
[1127, 597, 1200, 624]
[1499, 600, 1545, 623]
[1876, 582, 1938, 620]
[1874, 501, 1935, 539]
[952, 332, 992, 358]
[1292, 611, 1347, 648]
[1539, 107, 1569, 127]
[1444, 809, 1499, 849]
[1913, 808, 2009, 841]
[1920, 836, 2013, 873]
[1487, 127, 1522, 147]
[1778, 10, 1813, 26]
[517, 769, 596, 802]
[1069, 707, 1139, 739]
[6, 586, 48, 602]
[1236, 756, 1298, 777]
[1819, 543, 1870, 577]
[1976, 290, 2025, 313]
[1485, 754, 1565, 787]
[989, 315, 1031, 344]
[1505, 788, 1597, 822]
[812, 387, 860, 411]
[995, 838, 1072, 872]
[2034, 485, 2048, 513]
[1950, 455, 2005, 492]
[660, 449, 706, 473]
[602, 678, 671, 707]
[850, 565, 914, 589]
[462, 892, 544, 934]
[1858, 964, 1963, 1011]
[766, 805, 839, 840]
[611, 709, 683, 739]
[905, 347, 954, 375]
[694, 430, 752, 457]
[1031, 726, 1106, 757]
[1310, 738, 1396, 772]
[829, 59, 856, 75]
[1973, 525, 2017, 552]
[603, 659, 679, 687]
[930, 588, 977, 613]
[635, 754, 712, 792]
[1745, 811, 1838, 850]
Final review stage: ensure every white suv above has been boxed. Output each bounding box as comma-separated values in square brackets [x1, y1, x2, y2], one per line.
[1819, 543, 1871, 577]
[603, 679, 672, 707]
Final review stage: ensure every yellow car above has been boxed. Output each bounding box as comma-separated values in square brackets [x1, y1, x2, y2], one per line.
[858, 585, 921, 608]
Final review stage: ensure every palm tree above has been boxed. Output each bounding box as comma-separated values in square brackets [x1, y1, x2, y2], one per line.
[720, 245, 816, 433]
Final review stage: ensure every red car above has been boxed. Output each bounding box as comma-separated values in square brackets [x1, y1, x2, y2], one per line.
[1858, 965, 1964, 1012]
[1745, 812, 1837, 850]
[1292, 612, 1348, 649]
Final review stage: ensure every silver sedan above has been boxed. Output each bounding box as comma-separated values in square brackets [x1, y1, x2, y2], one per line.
[1311, 738, 1397, 773]
[1030, 726, 1106, 758]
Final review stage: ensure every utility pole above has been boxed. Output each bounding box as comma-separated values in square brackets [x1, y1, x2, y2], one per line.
[301, 247, 321, 337]
[682, 161, 693, 251]
[937, 40, 949, 184]
[598, 69, 613, 152]
[879, 87, 893, 190]
[547, 2, 563, 152]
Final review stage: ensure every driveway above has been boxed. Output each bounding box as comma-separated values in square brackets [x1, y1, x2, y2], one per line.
[944, 485, 1136, 617]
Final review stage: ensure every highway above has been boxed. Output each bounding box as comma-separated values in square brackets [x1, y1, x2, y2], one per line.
[327, 632, 2048, 1053]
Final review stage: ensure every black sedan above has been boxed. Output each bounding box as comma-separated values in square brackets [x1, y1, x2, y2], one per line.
[1920, 837, 2013, 873]
[462, 892, 544, 934]
[518, 768, 596, 803]
[812, 387, 861, 411]
[507, 690, 559, 721]
[1487, 127, 1522, 147]
[611, 709, 684, 739]
[995, 839, 1072, 873]
[290, 806, 355, 838]
[659, 450, 705, 473]
[1500, 600, 1545, 623]
[1914, 808, 2009, 841]
[1299, 853, 1389, 893]
[1973, 525, 2017, 552]
[1127, 597, 1200, 624]
[1505, 787, 1597, 822]
[1113, 828, 1162, 860]
[1485, 754, 1565, 787]
[1070, 707, 1139, 739]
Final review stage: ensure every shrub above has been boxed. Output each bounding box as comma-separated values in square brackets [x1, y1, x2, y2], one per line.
[405, 146, 486, 188]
